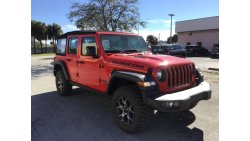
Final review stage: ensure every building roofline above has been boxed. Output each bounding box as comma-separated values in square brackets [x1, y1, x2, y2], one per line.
[176, 16, 219, 23]
[177, 28, 219, 33]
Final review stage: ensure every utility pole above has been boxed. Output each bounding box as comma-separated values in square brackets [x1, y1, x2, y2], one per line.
[168, 14, 175, 44]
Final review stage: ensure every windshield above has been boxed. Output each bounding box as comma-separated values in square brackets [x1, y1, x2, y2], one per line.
[168, 45, 184, 50]
[101, 34, 150, 53]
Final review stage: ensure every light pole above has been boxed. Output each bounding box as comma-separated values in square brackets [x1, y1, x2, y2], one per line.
[168, 14, 174, 44]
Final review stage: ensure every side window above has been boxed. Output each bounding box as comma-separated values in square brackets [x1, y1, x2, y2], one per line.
[56, 38, 66, 55]
[68, 38, 78, 54]
[82, 36, 97, 56]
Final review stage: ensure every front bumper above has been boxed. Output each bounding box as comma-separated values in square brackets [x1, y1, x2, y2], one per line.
[144, 81, 211, 112]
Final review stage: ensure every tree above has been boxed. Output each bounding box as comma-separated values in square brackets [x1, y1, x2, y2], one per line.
[67, 0, 146, 32]
[31, 21, 38, 54]
[172, 34, 178, 43]
[31, 36, 36, 54]
[31, 20, 47, 53]
[146, 35, 158, 45]
[47, 23, 63, 53]
[167, 34, 178, 44]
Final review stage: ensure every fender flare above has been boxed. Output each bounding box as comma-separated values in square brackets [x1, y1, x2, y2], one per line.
[106, 71, 146, 95]
[53, 60, 70, 81]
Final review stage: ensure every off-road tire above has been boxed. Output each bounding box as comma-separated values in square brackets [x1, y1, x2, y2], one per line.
[55, 70, 72, 96]
[112, 85, 154, 133]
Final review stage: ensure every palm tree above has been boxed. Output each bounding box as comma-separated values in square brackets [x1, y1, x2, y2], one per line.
[47, 23, 63, 53]
[31, 20, 46, 53]
[31, 21, 37, 54]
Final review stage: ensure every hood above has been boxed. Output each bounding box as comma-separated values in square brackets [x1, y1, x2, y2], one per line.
[106, 52, 194, 71]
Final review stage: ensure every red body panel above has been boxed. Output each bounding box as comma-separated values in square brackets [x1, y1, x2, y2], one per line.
[55, 31, 196, 94]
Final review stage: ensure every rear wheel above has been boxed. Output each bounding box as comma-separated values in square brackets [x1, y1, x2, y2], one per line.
[55, 70, 72, 96]
[195, 52, 199, 57]
[112, 86, 154, 133]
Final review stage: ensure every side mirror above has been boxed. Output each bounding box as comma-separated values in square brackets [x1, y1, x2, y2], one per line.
[86, 46, 98, 58]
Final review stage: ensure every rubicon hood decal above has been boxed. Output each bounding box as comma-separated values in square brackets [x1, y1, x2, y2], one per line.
[112, 60, 144, 69]
[107, 53, 194, 69]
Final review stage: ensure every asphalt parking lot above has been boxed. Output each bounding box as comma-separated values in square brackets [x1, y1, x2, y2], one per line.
[31, 55, 219, 141]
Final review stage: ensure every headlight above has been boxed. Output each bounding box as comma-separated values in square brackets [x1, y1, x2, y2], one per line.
[196, 67, 204, 83]
[196, 67, 203, 76]
[156, 70, 162, 80]
[156, 69, 166, 82]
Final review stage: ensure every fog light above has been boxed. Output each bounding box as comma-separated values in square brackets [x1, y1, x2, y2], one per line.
[162, 101, 179, 108]
[173, 102, 179, 107]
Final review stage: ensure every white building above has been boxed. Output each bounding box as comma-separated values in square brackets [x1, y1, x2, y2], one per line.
[175, 16, 219, 52]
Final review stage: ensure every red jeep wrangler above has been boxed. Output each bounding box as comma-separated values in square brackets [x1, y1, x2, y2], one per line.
[53, 31, 211, 133]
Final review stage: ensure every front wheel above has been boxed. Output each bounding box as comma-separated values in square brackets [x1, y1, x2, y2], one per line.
[112, 86, 154, 133]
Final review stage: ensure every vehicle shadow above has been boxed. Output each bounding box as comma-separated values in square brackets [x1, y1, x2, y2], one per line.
[32, 88, 204, 141]
[31, 57, 54, 79]
[40, 57, 54, 60]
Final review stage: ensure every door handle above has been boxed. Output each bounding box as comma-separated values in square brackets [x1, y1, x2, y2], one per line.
[66, 58, 71, 62]
[78, 61, 84, 64]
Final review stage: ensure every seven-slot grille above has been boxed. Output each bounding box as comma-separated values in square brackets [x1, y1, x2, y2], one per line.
[166, 64, 195, 88]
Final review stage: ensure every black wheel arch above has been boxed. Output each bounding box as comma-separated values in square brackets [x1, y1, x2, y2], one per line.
[53, 60, 70, 81]
[106, 71, 146, 95]
[106, 71, 157, 96]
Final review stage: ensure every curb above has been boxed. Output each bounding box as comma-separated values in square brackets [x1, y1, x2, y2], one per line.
[208, 68, 219, 71]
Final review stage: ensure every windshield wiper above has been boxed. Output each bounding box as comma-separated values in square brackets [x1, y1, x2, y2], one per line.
[123, 49, 140, 53]
[105, 49, 146, 54]
[105, 49, 124, 53]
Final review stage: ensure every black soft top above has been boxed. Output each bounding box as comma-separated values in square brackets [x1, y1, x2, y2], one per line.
[58, 30, 96, 39]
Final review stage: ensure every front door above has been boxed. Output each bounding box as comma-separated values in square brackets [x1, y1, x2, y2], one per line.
[65, 36, 79, 82]
[77, 35, 101, 90]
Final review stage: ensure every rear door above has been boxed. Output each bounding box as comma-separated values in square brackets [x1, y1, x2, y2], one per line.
[65, 36, 79, 82]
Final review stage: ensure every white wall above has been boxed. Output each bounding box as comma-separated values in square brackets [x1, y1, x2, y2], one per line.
[176, 16, 219, 32]
[177, 29, 219, 52]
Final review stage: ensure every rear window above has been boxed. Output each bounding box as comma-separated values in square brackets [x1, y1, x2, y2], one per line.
[68, 37, 78, 54]
[56, 38, 66, 55]
[172, 45, 184, 50]
[158, 47, 165, 52]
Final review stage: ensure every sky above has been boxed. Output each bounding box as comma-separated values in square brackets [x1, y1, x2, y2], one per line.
[31, 0, 218, 40]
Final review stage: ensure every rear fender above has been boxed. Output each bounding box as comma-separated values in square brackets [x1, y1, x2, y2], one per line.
[53, 60, 70, 81]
